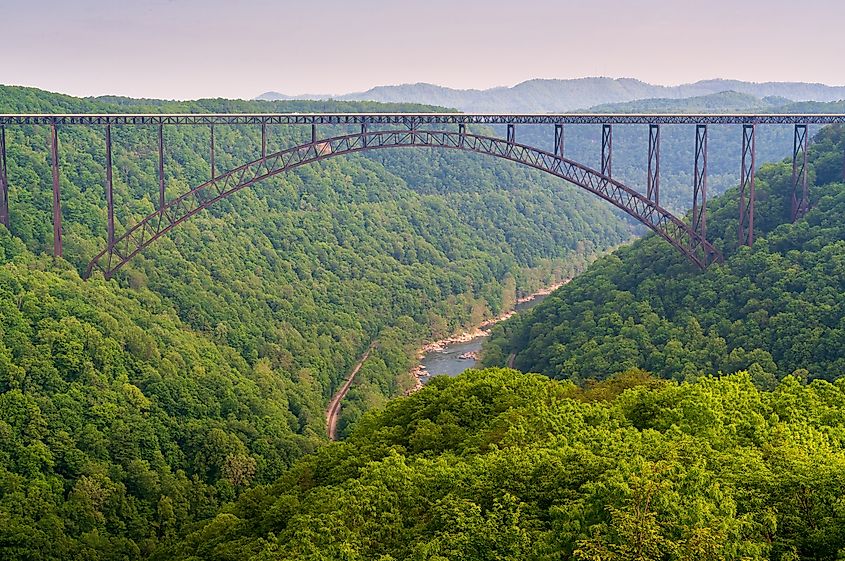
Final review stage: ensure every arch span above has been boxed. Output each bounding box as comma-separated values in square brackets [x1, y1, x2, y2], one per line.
[86, 129, 722, 278]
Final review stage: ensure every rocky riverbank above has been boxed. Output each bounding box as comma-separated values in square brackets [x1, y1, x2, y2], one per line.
[407, 280, 569, 392]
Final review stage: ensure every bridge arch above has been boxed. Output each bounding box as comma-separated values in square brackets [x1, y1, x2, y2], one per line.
[85, 129, 722, 278]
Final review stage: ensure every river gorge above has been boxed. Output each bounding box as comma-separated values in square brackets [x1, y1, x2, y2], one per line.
[414, 282, 566, 384]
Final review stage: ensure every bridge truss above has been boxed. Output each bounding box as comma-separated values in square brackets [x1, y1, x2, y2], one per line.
[0, 112, 842, 278]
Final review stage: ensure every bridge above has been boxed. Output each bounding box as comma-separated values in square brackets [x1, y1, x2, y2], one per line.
[0, 112, 842, 278]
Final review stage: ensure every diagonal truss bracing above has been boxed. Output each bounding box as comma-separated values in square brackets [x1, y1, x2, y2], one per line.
[86, 130, 722, 278]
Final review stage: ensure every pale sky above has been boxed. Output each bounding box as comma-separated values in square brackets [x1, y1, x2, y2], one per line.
[2, 0, 843, 100]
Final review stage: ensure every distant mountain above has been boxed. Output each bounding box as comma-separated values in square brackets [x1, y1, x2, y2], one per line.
[256, 77, 845, 113]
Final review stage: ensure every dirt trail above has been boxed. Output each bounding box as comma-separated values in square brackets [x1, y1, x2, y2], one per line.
[326, 343, 376, 441]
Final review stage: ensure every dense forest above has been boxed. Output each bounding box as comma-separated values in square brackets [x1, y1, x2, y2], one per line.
[483, 125, 845, 386]
[154, 368, 845, 560]
[0, 85, 633, 558]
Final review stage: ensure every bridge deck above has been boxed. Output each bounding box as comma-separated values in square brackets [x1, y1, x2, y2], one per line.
[1, 113, 845, 126]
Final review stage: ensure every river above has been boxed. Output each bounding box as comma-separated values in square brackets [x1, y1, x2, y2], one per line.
[417, 291, 553, 383]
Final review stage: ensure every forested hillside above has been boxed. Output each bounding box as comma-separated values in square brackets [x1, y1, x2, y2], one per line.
[0, 236, 322, 559]
[155, 368, 845, 560]
[0, 85, 633, 558]
[483, 125, 845, 386]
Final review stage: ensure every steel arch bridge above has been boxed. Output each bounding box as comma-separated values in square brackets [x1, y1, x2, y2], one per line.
[0, 112, 841, 279]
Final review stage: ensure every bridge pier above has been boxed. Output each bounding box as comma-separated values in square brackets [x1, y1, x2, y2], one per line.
[105, 125, 115, 255]
[210, 125, 216, 180]
[507, 123, 515, 144]
[0, 125, 8, 228]
[554, 124, 564, 157]
[791, 124, 809, 221]
[647, 124, 660, 205]
[311, 123, 317, 144]
[692, 124, 708, 245]
[261, 123, 267, 159]
[601, 124, 612, 178]
[158, 125, 165, 211]
[50, 124, 62, 258]
[739, 124, 756, 247]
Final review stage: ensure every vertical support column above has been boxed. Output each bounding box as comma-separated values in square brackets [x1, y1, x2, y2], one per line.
[0, 125, 8, 228]
[105, 125, 115, 254]
[601, 124, 612, 178]
[458, 123, 466, 147]
[692, 124, 708, 244]
[791, 123, 809, 221]
[311, 123, 317, 144]
[50, 123, 62, 258]
[210, 125, 215, 180]
[507, 123, 515, 144]
[554, 124, 564, 157]
[158, 124, 165, 211]
[647, 124, 660, 205]
[739, 123, 757, 247]
[361, 122, 368, 147]
[261, 122, 267, 159]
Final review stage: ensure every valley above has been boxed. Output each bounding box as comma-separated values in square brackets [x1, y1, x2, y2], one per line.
[7, 0, 845, 558]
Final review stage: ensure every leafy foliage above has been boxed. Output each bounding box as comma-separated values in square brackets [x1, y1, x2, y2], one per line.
[157, 368, 845, 560]
[0, 239, 319, 560]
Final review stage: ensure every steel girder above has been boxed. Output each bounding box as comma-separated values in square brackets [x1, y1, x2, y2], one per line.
[739, 124, 756, 247]
[647, 124, 660, 205]
[554, 124, 564, 157]
[4, 113, 845, 126]
[85, 130, 722, 279]
[692, 125, 708, 244]
[50, 124, 62, 258]
[0, 126, 8, 228]
[791, 124, 809, 221]
[601, 125, 612, 178]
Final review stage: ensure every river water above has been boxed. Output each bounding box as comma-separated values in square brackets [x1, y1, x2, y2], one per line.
[419, 293, 551, 382]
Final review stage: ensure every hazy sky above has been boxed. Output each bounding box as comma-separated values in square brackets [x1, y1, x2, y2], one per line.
[3, 0, 843, 100]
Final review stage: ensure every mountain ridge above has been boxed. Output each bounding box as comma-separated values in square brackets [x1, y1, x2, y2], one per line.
[256, 77, 845, 113]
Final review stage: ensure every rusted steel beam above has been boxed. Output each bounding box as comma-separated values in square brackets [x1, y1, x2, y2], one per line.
[647, 124, 660, 204]
[791, 124, 809, 221]
[105, 125, 115, 252]
[739, 124, 756, 247]
[554, 124, 564, 157]
[601, 124, 612, 178]
[210, 125, 216, 180]
[0, 126, 8, 228]
[261, 123, 267, 158]
[692, 124, 708, 245]
[50, 124, 62, 257]
[5, 113, 845, 126]
[158, 124, 165, 210]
